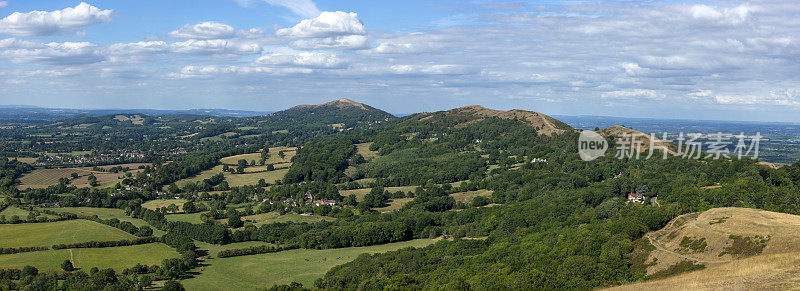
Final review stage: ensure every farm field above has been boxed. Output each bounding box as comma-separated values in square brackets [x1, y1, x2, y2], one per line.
[195, 241, 273, 258]
[176, 165, 224, 186]
[17, 166, 144, 189]
[0, 243, 179, 272]
[181, 238, 440, 290]
[375, 198, 413, 212]
[0, 220, 136, 248]
[44, 207, 165, 235]
[238, 212, 335, 226]
[142, 199, 187, 211]
[219, 146, 297, 165]
[165, 212, 206, 224]
[11, 157, 37, 164]
[0, 206, 59, 220]
[225, 169, 289, 187]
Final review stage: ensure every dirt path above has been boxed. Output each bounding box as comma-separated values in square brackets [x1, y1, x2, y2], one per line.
[69, 249, 76, 268]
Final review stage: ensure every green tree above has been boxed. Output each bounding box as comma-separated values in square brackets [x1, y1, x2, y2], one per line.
[61, 260, 75, 271]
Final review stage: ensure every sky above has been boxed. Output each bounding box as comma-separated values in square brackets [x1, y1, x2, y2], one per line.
[0, 0, 798, 122]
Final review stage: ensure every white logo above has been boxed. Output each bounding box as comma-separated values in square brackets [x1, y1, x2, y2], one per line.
[578, 131, 608, 161]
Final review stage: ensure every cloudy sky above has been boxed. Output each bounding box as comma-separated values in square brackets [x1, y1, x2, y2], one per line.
[0, 0, 798, 122]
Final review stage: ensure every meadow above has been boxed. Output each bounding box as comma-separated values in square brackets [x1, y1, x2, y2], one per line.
[0, 220, 136, 248]
[450, 189, 493, 204]
[181, 238, 439, 290]
[238, 212, 335, 227]
[142, 199, 187, 211]
[0, 243, 179, 272]
[44, 207, 165, 235]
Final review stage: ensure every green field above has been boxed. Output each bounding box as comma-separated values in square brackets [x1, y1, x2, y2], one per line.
[374, 198, 414, 212]
[341, 186, 418, 202]
[0, 206, 59, 220]
[226, 169, 289, 187]
[238, 212, 335, 226]
[166, 212, 206, 224]
[176, 165, 224, 187]
[0, 220, 136, 248]
[194, 241, 273, 258]
[142, 199, 187, 211]
[45, 207, 165, 235]
[181, 239, 440, 290]
[0, 243, 179, 272]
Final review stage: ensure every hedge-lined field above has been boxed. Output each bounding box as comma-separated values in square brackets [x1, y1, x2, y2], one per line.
[0, 220, 136, 248]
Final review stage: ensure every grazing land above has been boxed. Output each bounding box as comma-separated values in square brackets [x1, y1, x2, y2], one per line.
[238, 212, 335, 226]
[142, 199, 188, 211]
[0, 220, 136, 248]
[181, 238, 439, 290]
[0, 243, 178, 272]
[165, 212, 206, 224]
[44, 207, 164, 235]
[225, 169, 289, 187]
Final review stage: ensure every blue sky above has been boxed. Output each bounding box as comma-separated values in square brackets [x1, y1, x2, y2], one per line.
[0, 0, 798, 122]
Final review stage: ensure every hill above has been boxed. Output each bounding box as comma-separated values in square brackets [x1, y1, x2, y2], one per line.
[600, 125, 676, 154]
[252, 98, 395, 130]
[616, 207, 800, 290]
[409, 105, 573, 135]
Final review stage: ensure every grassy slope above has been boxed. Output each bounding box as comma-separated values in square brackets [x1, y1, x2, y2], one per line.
[0, 220, 136, 248]
[0, 243, 179, 272]
[182, 239, 439, 290]
[45, 207, 165, 235]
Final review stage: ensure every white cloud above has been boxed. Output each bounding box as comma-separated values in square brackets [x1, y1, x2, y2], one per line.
[108, 41, 170, 55]
[390, 64, 470, 75]
[687, 4, 755, 25]
[601, 89, 665, 100]
[0, 41, 104, 65]
[290, 35, 368, 50]
[168, 21, 235, 39]
[256, 52, 346, 68]
[0, 2, 112, 36]
[171, 39, 261, 55]
[172, 65, 312, 78]
[0, 1, 7, 8]
[276, 11, 365, 38]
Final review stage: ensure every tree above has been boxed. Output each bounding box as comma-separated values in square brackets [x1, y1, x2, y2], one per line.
[138, 275, 153, 289]
[21, 266, 38, 277]
[162, 280, 185, 291]
[71, 172, 79, 179]
[228, 211, 243, 228]
[62, 260, 75, 271]
[183, 201, 197, 213]
[167, 204, 179, 214]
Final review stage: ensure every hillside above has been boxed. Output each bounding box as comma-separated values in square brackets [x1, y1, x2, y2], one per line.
[410, 105, 573, 136]
[600, 125, 676, 154]
[255, 98, 395, 130]
[616, 207, 800, 290]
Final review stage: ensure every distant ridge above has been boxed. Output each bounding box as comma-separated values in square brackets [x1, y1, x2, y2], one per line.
[600, 125, 676, 154]
[411, 105, 574, 136]
[290, 98, 370, 110]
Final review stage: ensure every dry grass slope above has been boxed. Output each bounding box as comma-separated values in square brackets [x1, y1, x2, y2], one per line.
[612, 207, 800, 290]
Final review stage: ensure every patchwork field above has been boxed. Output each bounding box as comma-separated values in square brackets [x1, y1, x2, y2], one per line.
[0, 206, 59, 220]
[0, 243, 179, 272]
[17, 165, 146, 189]
[238, 212, 335, 226]
[225, 169, 289, 187]
[0, 220, 136, 248]
[44, 207, 165, 235]
[374, 198, 413, 212]
[219, 146, 297, 165]
[142, 199, 187, 211]
[166, 212, 206, 224]
[176, 165, 224, 186]
[181, 238, 440, 290]
[355, 142, 379, 160]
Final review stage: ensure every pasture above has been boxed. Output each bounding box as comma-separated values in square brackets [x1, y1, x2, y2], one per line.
[0, 206, 59, 220]
[181, 238, 439, 290]
[45, 207, 165, 235]
[355, 142, 379, 160]
[0, 220, 136, 248]
[219, 146, 297, 165]
[225, 169, 289, 187]
[374, 198, 414, 212]
[142, 199, 187, 211]
[0, 243, 178, 272]
[238, 212, 335, 226]
[166, 212, 206, 224]
[17, 165, 146, 189]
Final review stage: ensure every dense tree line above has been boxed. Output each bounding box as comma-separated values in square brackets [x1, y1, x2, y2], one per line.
[283, 137, 356, 183]
[216, 244, 296, 258]
[52, 237, 158, 250]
